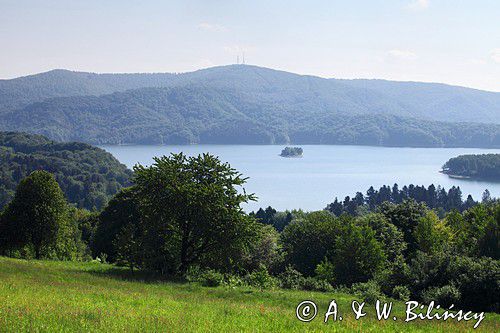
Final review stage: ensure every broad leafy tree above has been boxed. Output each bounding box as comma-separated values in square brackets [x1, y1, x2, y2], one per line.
[133, 153, 258, 274]
[1, 171, 69, 259]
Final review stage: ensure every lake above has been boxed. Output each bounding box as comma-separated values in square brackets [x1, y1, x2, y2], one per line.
[99, 145, 500, 212]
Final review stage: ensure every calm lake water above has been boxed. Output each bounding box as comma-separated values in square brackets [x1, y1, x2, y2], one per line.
[100, 145, 500, 212]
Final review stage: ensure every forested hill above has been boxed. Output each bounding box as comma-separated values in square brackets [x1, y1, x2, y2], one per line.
[0, 131, 132, 210]
[1, 65, 500, 147]
[0, 70, 176, 112]
[442, 154, 500, 181]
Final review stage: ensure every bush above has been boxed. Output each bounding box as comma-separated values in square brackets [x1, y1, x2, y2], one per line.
[223, 275, 246, 288]
[421, 285, 461, 308]
[278, 266, 304, 290]
[315, 259, 335, 284]
[301, 277, 333, 292]
[245, 265, 277, 290]
[352, 280, 384, 304]
[199, 270, 225, 287]
[392, 285, 411, 301]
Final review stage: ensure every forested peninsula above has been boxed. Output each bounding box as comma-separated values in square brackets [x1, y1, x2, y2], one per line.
[442, 154, 500, 181]
[0, 131, 132, 210]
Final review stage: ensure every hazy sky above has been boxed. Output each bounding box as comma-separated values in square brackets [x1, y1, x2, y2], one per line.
[1, 0, 499, 91]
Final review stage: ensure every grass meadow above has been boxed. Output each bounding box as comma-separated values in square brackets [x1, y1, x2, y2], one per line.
[0, 256, 498, 332]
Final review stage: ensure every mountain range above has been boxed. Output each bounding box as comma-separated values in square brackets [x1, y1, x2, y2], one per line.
[0, 65, 499, 147]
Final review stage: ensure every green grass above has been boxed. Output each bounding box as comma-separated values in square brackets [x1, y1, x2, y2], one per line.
[0, 257, 498, 332]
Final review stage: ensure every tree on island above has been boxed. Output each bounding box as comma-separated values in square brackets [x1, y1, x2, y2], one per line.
[280, 147, 303, 157]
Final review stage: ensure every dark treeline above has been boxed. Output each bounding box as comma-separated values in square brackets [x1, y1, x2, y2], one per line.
[442, 154, 500, 181]
[325, 184, 482, 217]
[0, 131, 132, 210]
[0, 154, 498, 313]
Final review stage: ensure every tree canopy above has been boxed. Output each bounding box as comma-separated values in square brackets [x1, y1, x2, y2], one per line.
[0, 131, 132, 210]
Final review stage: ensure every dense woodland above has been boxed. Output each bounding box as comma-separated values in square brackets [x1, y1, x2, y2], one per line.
[443, 154, 500, 181]
[0, 153, 498, 313]
[1, 65, 500, 147]
[324, 183, 480, 217]
[0, 131, 131, 210]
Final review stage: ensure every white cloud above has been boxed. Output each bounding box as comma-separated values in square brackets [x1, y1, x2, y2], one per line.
[198, 22, 226, 32]
[388, 49, 418, 60]
[491, 48, 500, 63]
[408, 0, 430, 11]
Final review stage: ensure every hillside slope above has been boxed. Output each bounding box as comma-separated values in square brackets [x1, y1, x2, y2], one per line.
[0, 257, 497, 332]
[1, 65, 499, 147]
[1, 85, 499, 147]
[0, 131, 132, 210]
[1, 65, 499, 123]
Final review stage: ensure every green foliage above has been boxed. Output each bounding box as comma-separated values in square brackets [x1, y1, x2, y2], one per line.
[408, 252, 500, 312]
[252, 207, 294, 231]
[245, 265, 278, 290]
[0, 171, 77, 259]
[443, 154, 500, 180]
[93, 188, 142, 262]
[314, 259, 336, 283]
[392, 285, 411, 301]
[351, 280, 384, 304]
[132, 153, 258, 274]
[113, 222, 143, 270]
[281, 211, 342, 276]
[414, 211, 453, 254]
[421, 285, 461, 308]
[199, 270, 225, 287]
[379, 199, 429, 257]
[240, 224, 283, 273]
[447, 202, 499, 258]
[356, 213, 406, 261]
[0, 131, 132, 210]
[300, 277, 334, 292]
[278, 266, 305, 290]
[327, 184, 472, 216]
[331, 222, 386, 286]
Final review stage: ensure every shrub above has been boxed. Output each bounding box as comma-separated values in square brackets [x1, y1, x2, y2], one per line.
[223, 275, 246, 288]
[421, 285, 461, 308]
[245, 265, 277, 290]
[199, 270, 225, 287]
[278, 266, 304, 290]
[301, 277, 333, 292]
[184, 265, 203, 283]
[392, 285, 411, 301]
[315, 259, 335, 284]
[352, 280, 384, 304]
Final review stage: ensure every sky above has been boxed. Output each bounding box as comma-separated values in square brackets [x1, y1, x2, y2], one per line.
[1, 0, 499, 91]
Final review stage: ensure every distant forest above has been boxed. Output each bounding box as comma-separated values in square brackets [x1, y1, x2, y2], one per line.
[443, 154, 500, 181]
[253, 183, 489, 232]
[1, 65, 499, 147]
[0, 132, 132, 210]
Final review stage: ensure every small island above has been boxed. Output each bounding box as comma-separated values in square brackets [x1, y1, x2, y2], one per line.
[280, 146, 303, 158]
[441, 154, 500, 181]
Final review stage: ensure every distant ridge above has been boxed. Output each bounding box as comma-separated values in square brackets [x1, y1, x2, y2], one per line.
[0, 65, 499, 147]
